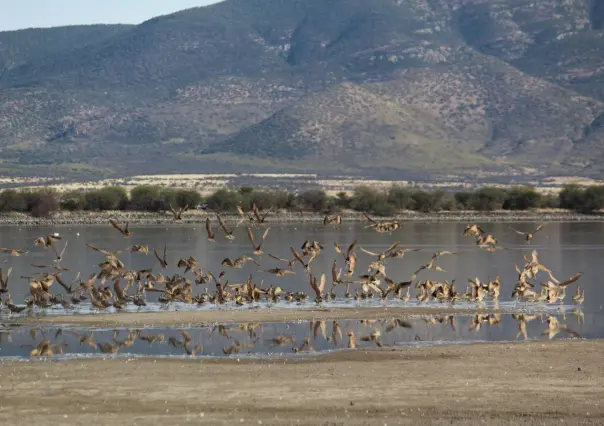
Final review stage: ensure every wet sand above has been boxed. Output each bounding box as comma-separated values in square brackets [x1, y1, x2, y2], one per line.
[0, 340, 602, 425]
[17, 305, 543, 328]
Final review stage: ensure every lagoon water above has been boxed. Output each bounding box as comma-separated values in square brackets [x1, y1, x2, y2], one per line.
[0, 221, 603, 358]
[0, 221, 602, 310]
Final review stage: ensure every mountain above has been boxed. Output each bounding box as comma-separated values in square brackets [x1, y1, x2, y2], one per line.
[0, 0, 603, 180]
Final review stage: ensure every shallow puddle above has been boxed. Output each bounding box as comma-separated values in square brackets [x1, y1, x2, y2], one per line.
[0, 310, 598, 360]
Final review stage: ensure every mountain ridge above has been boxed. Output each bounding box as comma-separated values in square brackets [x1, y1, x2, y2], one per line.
[0, 0, 603, 180]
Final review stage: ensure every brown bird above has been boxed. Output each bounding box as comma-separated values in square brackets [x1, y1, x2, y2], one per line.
[509, 224, 546, 243]
[309, 272, 327, 303]
[360, 241, 400, 263]
[153, 245, 168, 268]
[268, 254, 296, 270]
[168, 203, 188, 220]
[177, 256, 198, 274]
[127, 245, 149, 255]
[323, 214, 342, 226]
[463, 224, 485, 238]
[205, 217, 216, 242]
[33, 234, 62, 249]
[216, 213, 235, 240]
[0, 248, 28, 256]
[221, 256, 258, 268]
[264, 267, 296, 277]
[247, 227, 270, 255]
[334, 240, 358, 276]
[109, 219, 133, 237]
[291, 247, 313, 272]
[252, 202, 272, 223]
[0, 267, 11, 294]
[363, 212, 400, 233]
[236, 205, 256, 225]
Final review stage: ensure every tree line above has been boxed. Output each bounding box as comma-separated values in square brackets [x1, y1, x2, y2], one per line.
[0, 184, 602, 217]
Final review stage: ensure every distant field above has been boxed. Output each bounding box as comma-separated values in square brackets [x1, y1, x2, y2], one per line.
[0, 173, 602, 195]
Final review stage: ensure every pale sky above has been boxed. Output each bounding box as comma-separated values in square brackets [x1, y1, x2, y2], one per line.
[0, 0, 221, 31]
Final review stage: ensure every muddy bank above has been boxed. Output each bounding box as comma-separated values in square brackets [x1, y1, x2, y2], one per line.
[17, 305, 556, 328]
[0, 340, 602, 425]
[0, 209, 602, 226]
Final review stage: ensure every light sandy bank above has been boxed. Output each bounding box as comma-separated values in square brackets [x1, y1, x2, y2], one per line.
[18, 305, 537, 328]
[0, 341, 602, 425]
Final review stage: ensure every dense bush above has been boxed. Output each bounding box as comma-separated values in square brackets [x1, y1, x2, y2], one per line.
[84, 186, 128, 211]
[0, 183, 602, 215]
[0, 189, 27, 212]
[205, 189, 242, 212]
[470, 187, 507, 211]
[296, 189, 330, 212]
[502, 187, 541, 210]
[130, 185, 164, 211]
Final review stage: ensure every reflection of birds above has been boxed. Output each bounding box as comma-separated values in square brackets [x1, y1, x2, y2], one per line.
[542, 316, 581, 340]
[572, 287, 585, 304]
[512, 314, 538, 340]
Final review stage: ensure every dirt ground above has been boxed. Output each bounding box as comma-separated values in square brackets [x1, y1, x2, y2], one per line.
[0, 340, 602, 425]
[19, 305, 531, 328]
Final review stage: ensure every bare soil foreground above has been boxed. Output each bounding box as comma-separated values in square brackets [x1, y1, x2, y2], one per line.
[22, 306, 524, 328]
[0, 341, 602, 425]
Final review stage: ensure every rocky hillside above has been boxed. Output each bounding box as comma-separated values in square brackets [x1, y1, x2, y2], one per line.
[0, 0, 603, 179]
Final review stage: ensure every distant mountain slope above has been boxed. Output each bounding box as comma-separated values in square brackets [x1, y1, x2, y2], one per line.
[0, 0, 604, 179]
[0, 25, 132, 73]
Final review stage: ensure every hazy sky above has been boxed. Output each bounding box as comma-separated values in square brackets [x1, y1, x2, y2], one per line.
[0, 0, 221, 31]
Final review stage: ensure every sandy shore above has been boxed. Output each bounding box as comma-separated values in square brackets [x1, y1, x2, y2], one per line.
[0, 209, 602, 226]
[0, 340, 602, 425]
[17, 305, 547, 328]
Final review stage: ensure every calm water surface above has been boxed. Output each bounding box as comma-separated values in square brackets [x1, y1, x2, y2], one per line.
[0, 311, 595, 360]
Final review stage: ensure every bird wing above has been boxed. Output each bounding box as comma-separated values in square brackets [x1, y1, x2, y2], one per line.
[509, 226, 526, 236]
[109, 219, 124, 234]
[290, 247, 306, 266]
[216, 214, 231, 234]
[55, 240, 68, 260]
[347, 254, 357, 275]
[86, 244, 111, 257]
[251, 202, 262, 222]
[334, 242, 344, 256]
[559, 273, 582, 287]
[346, 240, 358, 259]
[360, 247, 379, 256]
[153, 249, 164, 266]
[261, 206, 273, 221]
[533, 224, 546, 234]
[205, 218, 214, 238]
[268, 254, 290, 263]
[384, 240, 400, 255]
[362, 212, 377, 224]
[331, 261, 339, 282]
[261, 228, 270, 245]
[247, 228, 257, 249]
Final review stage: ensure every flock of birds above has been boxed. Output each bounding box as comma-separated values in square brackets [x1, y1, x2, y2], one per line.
[0, 204, 587, 317]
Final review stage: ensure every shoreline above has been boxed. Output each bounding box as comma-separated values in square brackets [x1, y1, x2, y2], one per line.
[0, 209, 603, 226]
[15, 305, 572, 328]
[0, 341, 602, 425]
